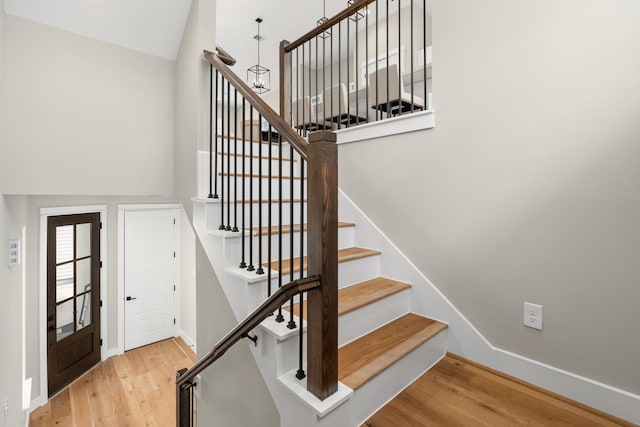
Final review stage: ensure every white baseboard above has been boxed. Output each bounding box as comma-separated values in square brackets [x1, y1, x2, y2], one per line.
[338, 189, 640, 425]
[178, 330, 197, 355]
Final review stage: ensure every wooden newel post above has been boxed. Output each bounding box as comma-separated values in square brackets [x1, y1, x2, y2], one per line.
[306, 131, 339, 400]
[280, 40, 291, 124]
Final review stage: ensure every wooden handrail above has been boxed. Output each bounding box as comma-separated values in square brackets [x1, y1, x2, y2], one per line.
[176, 275, 321, 391]
[203, 49, 309, 159]
[215, 45, 236, 66]
[284, 0, 376, 51]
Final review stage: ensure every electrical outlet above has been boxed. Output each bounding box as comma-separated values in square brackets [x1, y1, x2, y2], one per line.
[524, 302, 543, 330]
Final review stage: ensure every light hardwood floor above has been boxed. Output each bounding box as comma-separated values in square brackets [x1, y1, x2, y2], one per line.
[363, 353, 638, 427]
[30, 338, 196, 427]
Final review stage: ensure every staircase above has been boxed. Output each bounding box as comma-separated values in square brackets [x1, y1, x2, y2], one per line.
[191, 127, 449, 426]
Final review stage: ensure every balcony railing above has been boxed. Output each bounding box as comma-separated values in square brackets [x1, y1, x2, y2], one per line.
[281, 0, 432, 138]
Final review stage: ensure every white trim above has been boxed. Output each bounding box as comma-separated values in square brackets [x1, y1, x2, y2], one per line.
[178, 329, 197, 355]
[117, 205, 181, 354]
[338, 189, 640, 424]
[335, 110, 434, 145]
[38, 205, 107, 409]
[117, 203, 181, 211]
[40, 205, 107, 216]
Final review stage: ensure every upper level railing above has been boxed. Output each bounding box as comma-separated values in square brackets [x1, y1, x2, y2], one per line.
[176, 46, 339, 426]
[281, 0, 432, 138]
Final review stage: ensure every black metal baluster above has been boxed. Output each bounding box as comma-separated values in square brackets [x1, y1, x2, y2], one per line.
[386, 0, 391, 118]
[287, 144, 296, 330]
[267, 125, 273, 296]
[257, 114, 264, 275]
[247, 107, 255, 271]
[366, 2, 369, 124]
[347, 15, 350, 128]
[375, 0, 379, 121]
[219, 77, 225, 230]
[338, 21, 342, 129]
[423, 0, 428, 109]
[410, 0, 415, 113]
[275, 133, 284, 323]
[295, 158, 306, 380]
[322, 25, 326, 131]
[330, 25, 334, 128]
[296, 48, 301, 136]
[355, 9, 360, 125]
[302, 44, 306, 138]
[233, 89, 239, 232]
[308, 41, 312, 133]
[315, 36, 319, 133]
[209, 65, 214, 199]
[398, 0, 402, 115]
[239, 98, 247, 269]
[226, 80, 232, 231]
[214, 69, 220, 198]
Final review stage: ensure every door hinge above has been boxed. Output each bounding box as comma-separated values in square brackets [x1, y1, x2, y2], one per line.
[173, 252, 176, 258]
[100, 222, 103, 229]
[173, 318, 176, 325]
[173, 218, 176, 225]
[174, 285, 176, 291]
[100, 339, 103, 346]
[99, 261, 103, 268]
[100, 300, 103, 307]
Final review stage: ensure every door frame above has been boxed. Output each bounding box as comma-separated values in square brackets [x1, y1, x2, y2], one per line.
[38, 205, 107, 406]
[117, 204, 181, 354]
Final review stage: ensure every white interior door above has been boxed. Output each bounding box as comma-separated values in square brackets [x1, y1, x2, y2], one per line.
[124, 210, 176, 351]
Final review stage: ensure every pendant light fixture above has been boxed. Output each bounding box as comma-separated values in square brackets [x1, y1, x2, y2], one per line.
[347, 0, 366, 22]
[317, 0, 330, 39]
[247, 17, 270, 94]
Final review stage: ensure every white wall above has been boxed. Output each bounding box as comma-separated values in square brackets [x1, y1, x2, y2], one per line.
[180, 207, 197, 346]
[0, 196, 28, 427]
[338, 0, 640, 395]
[0, 15, 176, 196]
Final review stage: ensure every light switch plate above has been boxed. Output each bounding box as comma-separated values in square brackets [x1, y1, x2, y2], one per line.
[8, 239, 21, 267]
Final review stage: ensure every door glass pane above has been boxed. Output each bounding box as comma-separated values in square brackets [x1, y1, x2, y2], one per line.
[76, 223, 92, 259]
[76, 258, 92, 294]
[77, 292, 92, 330]
[56, 263, 74, 303]
[56, 225, 74, 264]
[57, 300, 74, 341]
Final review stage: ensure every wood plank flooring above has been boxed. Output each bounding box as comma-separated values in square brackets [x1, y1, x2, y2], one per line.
[363, 353, 638, 427]
[30, 338, 196, 427]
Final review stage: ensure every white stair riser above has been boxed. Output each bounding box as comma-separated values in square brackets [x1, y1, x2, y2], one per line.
[338, 290, 411, 347]
[220, 227, 355, 269]
[276, 329, 307, 376]
[338, 255, 381, 289]
[213, 176, 305, 200]
[318, 330, 447, 427]
[205, 201, 305, 232]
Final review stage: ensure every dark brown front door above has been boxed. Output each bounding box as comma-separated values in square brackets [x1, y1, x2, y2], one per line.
[47, 213, 101, 396]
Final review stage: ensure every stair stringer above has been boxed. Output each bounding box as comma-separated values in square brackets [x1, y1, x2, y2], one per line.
[337, 189, 640, 425]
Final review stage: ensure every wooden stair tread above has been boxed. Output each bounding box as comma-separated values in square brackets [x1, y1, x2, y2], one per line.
[338, 313, 447, 390]
[264, 247, 381, 276]
[285, 277, 411, 319]
[218, 172, 302, 180]
[252, 222, 355, 236]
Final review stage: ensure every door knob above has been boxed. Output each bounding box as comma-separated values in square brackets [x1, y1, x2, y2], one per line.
[126, 296, 137, 301]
